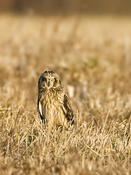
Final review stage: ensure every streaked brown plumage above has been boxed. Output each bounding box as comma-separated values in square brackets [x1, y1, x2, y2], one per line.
[37, 70, 74, 129]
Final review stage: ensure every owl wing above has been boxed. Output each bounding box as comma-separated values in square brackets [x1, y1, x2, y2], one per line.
[37, 98, 46, 124]
[61, 94, 74, 125]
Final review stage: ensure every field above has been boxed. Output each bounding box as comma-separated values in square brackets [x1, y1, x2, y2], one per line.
[0, 14, 130, 175]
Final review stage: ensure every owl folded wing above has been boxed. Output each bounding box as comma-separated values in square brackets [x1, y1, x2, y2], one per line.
[37, 100, 46, 124]
[61, 94, 74, 125]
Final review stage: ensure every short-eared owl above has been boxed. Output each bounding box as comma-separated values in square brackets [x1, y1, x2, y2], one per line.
[37, 70, 74, 128]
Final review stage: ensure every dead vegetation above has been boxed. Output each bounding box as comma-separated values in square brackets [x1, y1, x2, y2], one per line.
[0, 14, 130, 175]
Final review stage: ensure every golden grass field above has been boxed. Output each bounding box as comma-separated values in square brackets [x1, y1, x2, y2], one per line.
[0, 14, 130, 175]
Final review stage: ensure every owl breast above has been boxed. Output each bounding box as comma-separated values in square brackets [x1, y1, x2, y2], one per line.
[41, 90, 68, 127]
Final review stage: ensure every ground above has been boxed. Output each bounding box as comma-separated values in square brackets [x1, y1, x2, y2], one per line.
[0, 14, 130, 175]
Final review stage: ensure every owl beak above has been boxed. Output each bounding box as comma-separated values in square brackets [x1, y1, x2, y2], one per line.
[47, 81, 50, 87]
[46, 79, 54, 88]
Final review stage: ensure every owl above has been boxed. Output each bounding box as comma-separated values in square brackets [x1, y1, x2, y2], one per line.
[37, 70, 74, 129]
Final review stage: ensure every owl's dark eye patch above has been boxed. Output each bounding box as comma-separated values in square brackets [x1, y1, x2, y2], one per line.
[54, 78, 57, 83]
[41, 77, 47, 82]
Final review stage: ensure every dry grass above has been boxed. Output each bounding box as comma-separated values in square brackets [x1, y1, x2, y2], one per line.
[0, 14, 130, 175]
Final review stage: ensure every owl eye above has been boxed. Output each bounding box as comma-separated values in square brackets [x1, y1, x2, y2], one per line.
[54, 78, 57, 83]
[41, 77, 47, 82]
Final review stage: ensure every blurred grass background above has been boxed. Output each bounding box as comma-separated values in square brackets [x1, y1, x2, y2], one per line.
[0, 0, 131, 15]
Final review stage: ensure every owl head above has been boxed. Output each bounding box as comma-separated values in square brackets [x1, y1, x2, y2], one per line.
[38, 70, 61, 90]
